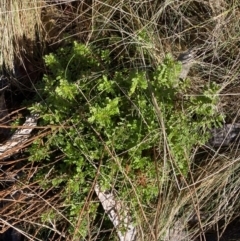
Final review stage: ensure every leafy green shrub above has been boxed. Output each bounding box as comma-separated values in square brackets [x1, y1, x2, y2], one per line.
[153, 55, 223, 174]
[29, 41, 223, 237]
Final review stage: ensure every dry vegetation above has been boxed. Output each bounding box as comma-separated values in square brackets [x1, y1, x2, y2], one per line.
[1, 0, 240, 240]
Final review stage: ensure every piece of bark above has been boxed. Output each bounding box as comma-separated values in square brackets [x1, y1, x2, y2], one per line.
[0, 114, 39, 159]
[94, 184, 137, 241]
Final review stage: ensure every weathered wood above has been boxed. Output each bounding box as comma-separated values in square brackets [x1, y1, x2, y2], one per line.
[208, 123, 240, 147]
[94, 184, 137, 241]
[0, 114, 38, 159]
[177, 49, 195, 80]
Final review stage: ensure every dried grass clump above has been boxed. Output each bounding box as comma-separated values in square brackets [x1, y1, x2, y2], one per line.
[0, 0, 43, 74]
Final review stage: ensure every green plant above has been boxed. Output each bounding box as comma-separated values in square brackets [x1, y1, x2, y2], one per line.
[28, 41, 223, 238]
